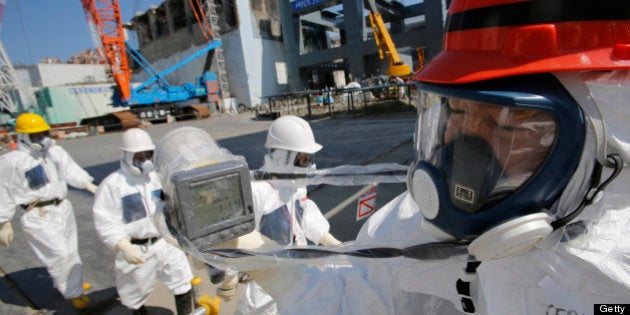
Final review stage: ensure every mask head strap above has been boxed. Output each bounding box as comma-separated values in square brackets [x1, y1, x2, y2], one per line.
[551, 154, 623, 230]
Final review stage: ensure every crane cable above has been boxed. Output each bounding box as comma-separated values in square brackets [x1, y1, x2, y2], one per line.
[188, 0, 214, 41]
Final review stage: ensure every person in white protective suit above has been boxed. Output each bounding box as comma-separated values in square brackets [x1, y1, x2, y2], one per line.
[205, 2, 630, 315]
[0, 112, 97, 309]
[348, 1, 630, 313]
[217, 115, 342, 315]
[92, 128, 194, 315]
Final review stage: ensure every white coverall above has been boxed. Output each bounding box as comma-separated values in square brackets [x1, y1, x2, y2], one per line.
[234, 181, 331, 315]
[93, 163, 193, 309]
[0, 143, 93, 299]
[353, 189, 630, 314]
[239, 186, 630, 315]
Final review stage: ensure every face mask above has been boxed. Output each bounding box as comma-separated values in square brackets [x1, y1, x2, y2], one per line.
[409, 74, 591, 260]
[124, 151, 155, 177]
[132, 159, 155, 176]
[30, 137, 53, 152]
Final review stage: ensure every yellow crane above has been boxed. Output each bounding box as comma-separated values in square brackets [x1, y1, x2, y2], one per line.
[364, 0, 412, 77]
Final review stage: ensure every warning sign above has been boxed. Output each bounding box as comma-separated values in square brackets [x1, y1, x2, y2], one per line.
[356, 185, 378, 221]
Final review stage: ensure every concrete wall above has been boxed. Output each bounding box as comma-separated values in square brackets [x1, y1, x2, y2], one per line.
[131, 0, 288, 109]
[133, 25, 209, 63]
[29, 64, 109, 87]
[231, 0, 287, 108]
[15, 69, 37, 112]
[133, 42, 210, 86]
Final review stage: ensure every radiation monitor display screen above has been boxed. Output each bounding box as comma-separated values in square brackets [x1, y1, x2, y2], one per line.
[189, 173, 244, 230]
[172, 160, 255, 244]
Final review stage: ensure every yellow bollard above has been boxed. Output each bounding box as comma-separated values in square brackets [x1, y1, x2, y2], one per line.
[197, 295, 221, 315]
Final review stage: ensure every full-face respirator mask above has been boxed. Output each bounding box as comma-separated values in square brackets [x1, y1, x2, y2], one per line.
[408, 73, 623, 260]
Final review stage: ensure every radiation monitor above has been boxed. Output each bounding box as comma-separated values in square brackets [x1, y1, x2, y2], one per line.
[170, 160, 255, 246]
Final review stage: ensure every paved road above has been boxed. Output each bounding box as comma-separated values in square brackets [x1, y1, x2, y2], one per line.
[0, 111, 416, 314]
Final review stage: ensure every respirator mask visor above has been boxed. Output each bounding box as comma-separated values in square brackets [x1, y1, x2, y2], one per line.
[409, 75, 586, 248]
[414, 94, 557, 214]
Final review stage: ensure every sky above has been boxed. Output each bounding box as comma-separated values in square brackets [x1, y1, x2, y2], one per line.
[1, 0, 165, 66]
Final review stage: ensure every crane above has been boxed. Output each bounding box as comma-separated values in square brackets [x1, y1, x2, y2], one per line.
[0, 0, 20, 116]
[80, 0, 222, 121]
[364, 0, 412, 77]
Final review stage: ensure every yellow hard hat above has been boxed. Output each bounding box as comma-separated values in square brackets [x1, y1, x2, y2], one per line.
[15, 113, 51, 134]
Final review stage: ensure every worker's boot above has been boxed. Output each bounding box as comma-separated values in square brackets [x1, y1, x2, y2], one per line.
[175, 290, 194, 315]
[207, 265, 225, 284]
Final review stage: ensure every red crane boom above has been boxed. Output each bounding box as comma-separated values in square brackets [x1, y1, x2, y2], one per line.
[80, 0, 131, 100]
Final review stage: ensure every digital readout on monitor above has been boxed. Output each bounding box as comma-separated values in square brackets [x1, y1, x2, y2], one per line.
[189, 173, 244, 232]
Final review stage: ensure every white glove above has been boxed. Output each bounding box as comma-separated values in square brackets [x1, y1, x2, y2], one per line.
[319, 232, 342, 246]
[217, 272, 239, 301]
[85, 182, 98, 194]
[0, 221, 13, 247]
[116, 239, 145, 264]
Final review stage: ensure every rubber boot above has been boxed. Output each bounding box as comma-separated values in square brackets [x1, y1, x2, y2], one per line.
[207, 265, 225, 284]
[175, 290, 194, 315]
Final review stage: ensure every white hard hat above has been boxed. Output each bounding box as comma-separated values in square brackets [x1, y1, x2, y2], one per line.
[120, 128, 155, 153]
[265, 116, 322, 154]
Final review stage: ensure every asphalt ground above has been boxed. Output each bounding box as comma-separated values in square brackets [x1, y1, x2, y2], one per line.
[0, 111, 416, 314]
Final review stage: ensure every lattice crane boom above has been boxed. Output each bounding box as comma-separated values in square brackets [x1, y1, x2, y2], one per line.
[80, 0, 132, 101]
[0, 40, 19, 115]
[0, 0, 20, 115]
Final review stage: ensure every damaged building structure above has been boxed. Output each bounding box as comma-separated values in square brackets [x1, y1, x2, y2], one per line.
[128, 0, 446, 110]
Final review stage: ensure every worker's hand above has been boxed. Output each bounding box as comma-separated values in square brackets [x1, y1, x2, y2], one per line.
[217, 272, 239, 301]
[0, 221, 13, 247]
[319, 232, 342, 246]
[85, 182, 98, 194]
[116, 239, 145, 264]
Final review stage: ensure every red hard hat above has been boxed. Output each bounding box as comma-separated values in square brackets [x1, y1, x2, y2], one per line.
[414, 0, 630, 84]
